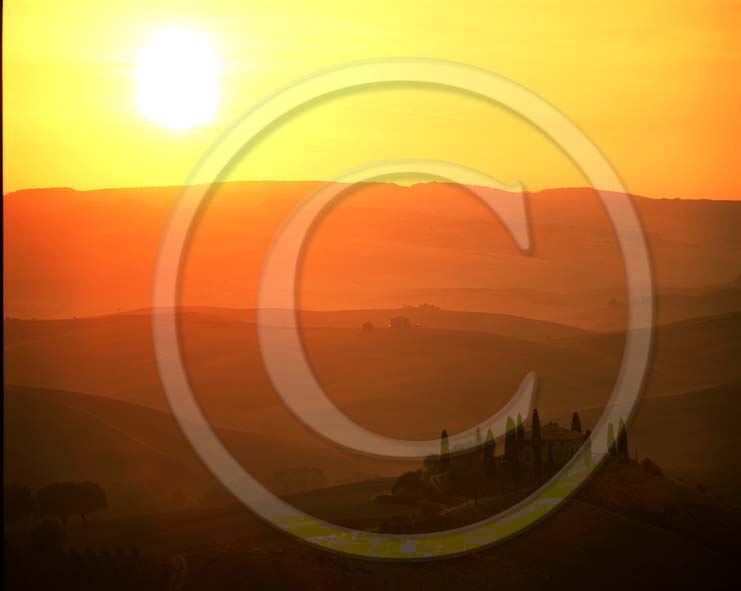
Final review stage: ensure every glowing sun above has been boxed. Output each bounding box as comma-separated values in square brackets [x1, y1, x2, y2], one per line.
[135, 27, 220, 130]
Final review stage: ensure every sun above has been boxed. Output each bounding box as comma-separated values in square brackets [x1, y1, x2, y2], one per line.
[135, 27, 221, 131]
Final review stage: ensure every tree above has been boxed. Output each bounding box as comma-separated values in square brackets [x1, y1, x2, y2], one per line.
[4, 485, 36, 525]
[423, 454, 441, 472]
[504, 417, 517, 461]
[444, 453, 467, 504]
[451, 450, 485, 504]
[440, 430, 450, 466]
[361, 321, 374, 331]
[583, 430, 592, 468]
[392, 470, 424, 501]
[505, 416, 520, 487]
[617, 419, 629, 459]
[37, 481, 107, 525]
[607, 423, 617, 455]
[641, 457, 663, 477]
[571, 412, 582, 433]
[531, 409, 543, 480]
[531, 409, 541, 445]
[516, 414, 525, 443]
[483, 429, 496, 477]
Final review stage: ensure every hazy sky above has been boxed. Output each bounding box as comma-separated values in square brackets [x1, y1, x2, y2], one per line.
[3, 0, 740, 198]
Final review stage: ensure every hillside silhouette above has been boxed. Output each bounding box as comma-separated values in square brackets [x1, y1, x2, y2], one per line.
[6, 457, 738, 590]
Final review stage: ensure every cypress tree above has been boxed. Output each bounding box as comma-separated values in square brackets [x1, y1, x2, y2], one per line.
[483, 429, 496, 477]
[516, 413, 525, 443]
[505, 417, 517, 461]
[617, 419, 629, 459]
[532, 409, 543, 480]
[531, 409, 542, 445]
[440, 429, 450, 465]
[505, 416, 520, 486]
[583, 429, 592, 468]
[571, 412, 582, 433]
[607, 423, 616, 455]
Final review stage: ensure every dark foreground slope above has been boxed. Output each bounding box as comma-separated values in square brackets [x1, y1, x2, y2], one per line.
[5, 378, 741, 589]
[15, 461, 738, 591]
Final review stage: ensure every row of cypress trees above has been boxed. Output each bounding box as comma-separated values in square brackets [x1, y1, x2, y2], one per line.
[439, 409, 628, 485]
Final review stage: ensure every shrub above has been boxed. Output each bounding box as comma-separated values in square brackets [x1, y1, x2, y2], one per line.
[640, 457, 663, 477]
[4, 485, 36, 525]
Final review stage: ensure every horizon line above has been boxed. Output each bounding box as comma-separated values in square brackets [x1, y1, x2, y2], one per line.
[4, 180, 741, 202]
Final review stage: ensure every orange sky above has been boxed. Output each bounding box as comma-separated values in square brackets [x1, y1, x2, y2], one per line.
[3, 0, 740, 198]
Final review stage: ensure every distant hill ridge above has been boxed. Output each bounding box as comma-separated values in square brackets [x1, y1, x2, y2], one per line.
[5, 183, 741, 318]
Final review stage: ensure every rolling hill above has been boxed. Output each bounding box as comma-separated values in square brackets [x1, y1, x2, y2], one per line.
[5, 309, 740, 436]
[5, 183, 741, 320]
[3, 385, 407, 515]
[568, 380, 741, 506]
[398, 278, 741, 331]
[4, 311, 622, 436]
[5, 309, 740, 515]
